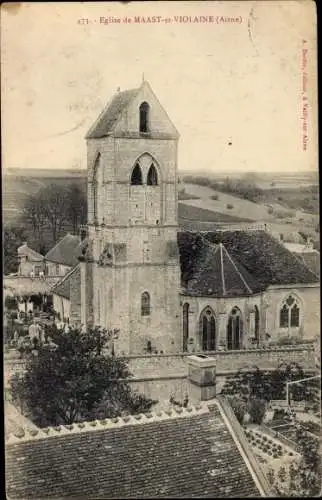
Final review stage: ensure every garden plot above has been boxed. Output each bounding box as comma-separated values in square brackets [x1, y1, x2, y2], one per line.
[244, 427, 300, 474]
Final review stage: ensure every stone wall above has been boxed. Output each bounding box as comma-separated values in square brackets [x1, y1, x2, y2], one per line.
[125, 345, 316, 407]
[70, 266, 81, 324]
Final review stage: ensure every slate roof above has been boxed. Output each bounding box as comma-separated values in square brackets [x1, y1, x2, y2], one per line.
[5, 402, 264, 499]
[17, 244, 43, 261]
[86, 88, 140, 139]
[178, 230, 319, 293]
[52, 265, 81, 299]
[45, 234, 86, 267]
[186, 242, 261, 297]
[294, 251, 320, 277]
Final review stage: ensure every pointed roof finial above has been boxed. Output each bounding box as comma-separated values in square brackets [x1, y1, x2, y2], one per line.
[142, 72, 145, 84]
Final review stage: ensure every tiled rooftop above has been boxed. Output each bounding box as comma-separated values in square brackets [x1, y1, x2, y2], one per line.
[86, 88, 140, 139]
[178, 230, 319, 291]
[6, 402, 264, 499]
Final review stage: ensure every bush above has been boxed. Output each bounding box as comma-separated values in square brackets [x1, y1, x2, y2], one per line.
[226, 204, 234, 209]
[211, 194, 219, 200]
[267, 207, 274, 214]
[248, 398, 266, 425]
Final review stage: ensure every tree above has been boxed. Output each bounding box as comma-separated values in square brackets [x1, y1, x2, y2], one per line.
[66, 184, 87, 234]
[21, 192, 47, 243]
[42, 183, 69, 242]
[248, 398, 266, 424]
[227, 395, 247, 424]
[4, 226, 26, 274]
[10, 325, 155, 427]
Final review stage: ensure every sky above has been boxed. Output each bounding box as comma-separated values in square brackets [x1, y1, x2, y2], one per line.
[1, 1, 317, 173]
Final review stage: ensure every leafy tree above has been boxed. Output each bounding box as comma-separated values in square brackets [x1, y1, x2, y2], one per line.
[66, 184, 87, 234]
[41, 183, 69, 242]
[10, 325, 155, 427]
[248, 398, 266, 425]
[4, 226, 26, 274]
[21, 192, 47, 242]
[227, 395, 247, 424]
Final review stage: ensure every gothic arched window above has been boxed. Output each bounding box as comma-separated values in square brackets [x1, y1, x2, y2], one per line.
[227, 307, 243, 350]
[92, 153, 101, 222]
[139, 102, 150, 133]
[131, 164, 143, 185]
[141, 292, 150, 316]
[147, 164, 158, 186]
[280, 295, 300, 328]
[183, 303, 189, 352]
[254, 305, 260, 341]
[199, 307, 216, 351]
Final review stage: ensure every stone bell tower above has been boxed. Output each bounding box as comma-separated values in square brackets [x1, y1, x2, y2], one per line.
[80, 79, 182, 355]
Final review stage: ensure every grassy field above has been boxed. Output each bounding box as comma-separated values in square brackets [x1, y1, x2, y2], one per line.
[3, 169, 319, 245]
[181, 183, 319, 241]
[178, 203, 252, 223]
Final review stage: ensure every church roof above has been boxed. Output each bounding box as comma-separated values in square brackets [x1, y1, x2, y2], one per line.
[45, 234, 86, 267]
[178, 230, 319, 294]
[186, 242, 259, 297]
[5, 401, 268, 499]
[86, 88, 140, 139]
[293, 251, 320, 277]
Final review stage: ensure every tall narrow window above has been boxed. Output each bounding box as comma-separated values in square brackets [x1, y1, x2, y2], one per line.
[141, 292, 150, 316]
[147, 164, 158, 186]
[290, 304, 300, 327]
[92, 153, 101, 222]
[280, 304, 289, 328]
[139, 102, 149, 133]
[279, 295, 300, 328]
[254, 305, 260, 341]
[199, 307, 216, 351]
[183, 303, 189, 352]
[227, 307, 243, 350]
[131, 164, 143, 185]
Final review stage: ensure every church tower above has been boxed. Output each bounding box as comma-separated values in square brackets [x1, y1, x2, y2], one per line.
[80, 80, 181, 355]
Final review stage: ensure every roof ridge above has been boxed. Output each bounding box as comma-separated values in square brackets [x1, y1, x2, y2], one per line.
[85, 87, 140, 139]
[222, 245, 253, 294]
[6, 404, 210, 445]
[51, 264, 80, 292]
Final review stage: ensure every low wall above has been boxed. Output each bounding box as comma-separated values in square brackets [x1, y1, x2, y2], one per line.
[4, 345, 316, 407]
[126, 345, 315, 378]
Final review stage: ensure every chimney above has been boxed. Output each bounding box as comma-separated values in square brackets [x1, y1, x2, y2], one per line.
[187, 354, 216, 403]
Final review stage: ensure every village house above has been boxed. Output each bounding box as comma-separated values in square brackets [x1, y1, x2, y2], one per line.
[17, 243, 44, 277]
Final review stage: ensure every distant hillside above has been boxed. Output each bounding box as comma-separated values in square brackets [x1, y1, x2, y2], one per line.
[3, 173, 87, 224]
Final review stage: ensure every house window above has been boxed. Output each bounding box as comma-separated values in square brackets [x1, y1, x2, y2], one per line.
[56, 264, 60, 276]
[147, 164, 158, 186]
[139, 102, 149, 133]
[279, 295, 300, 328]
[141, 292, 150, 316]
[131, 164, 143, 185]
